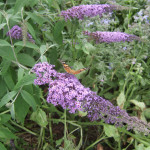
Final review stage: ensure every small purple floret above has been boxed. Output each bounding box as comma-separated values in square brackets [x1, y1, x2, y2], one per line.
[61, 4, 119, 21]
[83, 31, 140, 43]
[7, 25, 35, 43]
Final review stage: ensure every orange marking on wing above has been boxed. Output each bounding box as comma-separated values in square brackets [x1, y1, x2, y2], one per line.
[59, 60, 87, 75]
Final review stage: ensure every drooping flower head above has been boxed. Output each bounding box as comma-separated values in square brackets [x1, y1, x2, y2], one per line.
[32, 62, 150, 134]
[61, 4, 120, 21]
[7, 25, 35, 43]
[83, 31, 141, 43]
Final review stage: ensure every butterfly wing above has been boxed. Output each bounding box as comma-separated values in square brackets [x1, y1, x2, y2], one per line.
[70, 68, 87, 74]
[59, 59, 87, 75]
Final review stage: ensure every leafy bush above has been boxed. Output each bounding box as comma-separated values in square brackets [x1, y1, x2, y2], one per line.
[0, 0, 150, 149]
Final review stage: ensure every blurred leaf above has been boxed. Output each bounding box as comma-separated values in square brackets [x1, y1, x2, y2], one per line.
[145, 146, 150, 150]
[13, 0, 26, 14]
[0, 91, 17, 108]
[14, 41, 39, 50]
[82, 43, 96, 55]
[40, 45, 46, 55]
[18, 68, 25, 81]
[53, 21, 64, 45]
[135, 144, 145, 150]
[0, 77, 7, 98]
[49, 49, 57, 64]
[0, 126, 16, 139]
[18, 53, 36, 67]
[27, 22, 36, 39]
[14, 74, 36, 90]
[3, 70, 15, 90]
[144, 108, 150, 119]
[0, 23, 6, 30]
[104, 124, 120, 142]
[78, 111, 87, 117]
[15, 95, 29, 124]
[26, 12, 46, 26]
[1, 59, 11, 76]
[56, 138, 64, 147]
[116, 91, 126, 108]
[41, 55, 47, 62]
[0, 40, 11, 47]
[50, 0, 60, 14]
[130, 100, 146, 111]
[0, 114, 11, 124]
[10, 103, 15, 119]
[30, 108, 48, 127]
[21, 90, 37, 111]
[25, 0, 39, 7]
[0, 142, 7, 150]
[0, 46, 15, 61]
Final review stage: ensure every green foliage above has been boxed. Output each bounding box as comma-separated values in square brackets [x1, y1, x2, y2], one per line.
[0, 0, 150, 149]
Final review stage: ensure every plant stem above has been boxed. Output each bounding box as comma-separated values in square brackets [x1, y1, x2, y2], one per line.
[10, 120, 38, 136]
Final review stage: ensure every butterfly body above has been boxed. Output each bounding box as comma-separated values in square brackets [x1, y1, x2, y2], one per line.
[59, 60, 87, 75]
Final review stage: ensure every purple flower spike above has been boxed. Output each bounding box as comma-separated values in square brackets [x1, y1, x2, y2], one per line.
[83, 31, 141, 43]
[32, 62, 150, 134]
[7, 25, 35, 43]
[61, 4, 119, 21]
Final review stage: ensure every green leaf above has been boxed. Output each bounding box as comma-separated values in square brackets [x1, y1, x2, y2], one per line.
[3, 70, 15, 90]
[27, 22, 36, 39]
[0, 91, 17, 108]
[1, 59, 11, 76]
[0, 40, 11, 47]
[53, 21, 64, 45]
[30, 108, 48, 127]
[13, 0, 26, 14]
[26, 12, 46, 26]
[116, 91, 126, 108]
[21, 90, 37, 111]
[15, 95, 29, 124]
[0, 126, 16, 139]
[50, 0, 61, 14]
[17, 53, 36, 67]
[14, 74, 36, 90]
[104, 124, 120, 142]
[0, 23, 6, 30]
[40, 45, 46, 55]
[82, 42, 96, 55]
[145, 146, 150, 150]
[144, 108, 150, 119]
[0, 77, 7, 98]
[49, 49, 57, 64]
[10, 103, 15, 120]
[25, 0, 39, 7]
[14, 41, 39, 50]
[0, 46, 15, 61]
[18, 67, 25, 81]
[0, 114, 11, 124]
[41, 55, 47, 62]
[0, 142, 7, 150]
[130, 100, 146, 111]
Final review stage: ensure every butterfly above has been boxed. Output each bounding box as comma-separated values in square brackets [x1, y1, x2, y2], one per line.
[59, 60, 87, 75]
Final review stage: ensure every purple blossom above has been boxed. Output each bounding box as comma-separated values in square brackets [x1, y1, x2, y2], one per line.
[61, 4, 119, 21]
[7, 25, 35, 43]
[83, 31, 141, 43]
[123, 46, 127, 50]
[32, 62, 150, 134]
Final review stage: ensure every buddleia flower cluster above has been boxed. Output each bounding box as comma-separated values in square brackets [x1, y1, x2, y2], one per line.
[32, 62, 150, 134]
[61, 4, 141, 43]
[83, 31, 141, 43]
[7, 25, 35, 43]
[61, 4, 121, 21]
